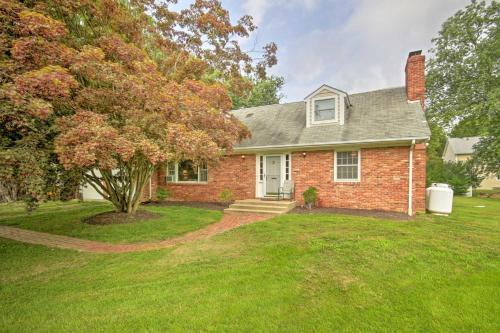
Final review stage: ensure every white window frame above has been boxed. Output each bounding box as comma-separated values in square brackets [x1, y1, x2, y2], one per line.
[334, 150, 361, 182]
[284, 153, 291, 181]
[311, 95, 338, 125]
[166, 161, 208, 184]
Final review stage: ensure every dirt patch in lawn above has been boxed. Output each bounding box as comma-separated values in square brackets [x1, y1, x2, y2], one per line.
[84, 210, 161, 225]
[144, 201, 228, 211]
[478, 192, 500, 199]
[292, 206, 412, 220]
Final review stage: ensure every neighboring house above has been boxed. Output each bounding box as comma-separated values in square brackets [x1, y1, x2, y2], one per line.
[81, 169, 106, 201]
[81, 182, 104, 200]
[146, 50, 431, 215]
[442, 136, 500, 190]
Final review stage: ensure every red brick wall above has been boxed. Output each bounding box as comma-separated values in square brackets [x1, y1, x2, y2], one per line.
[148, 145, 427, 215]
[413, 144, 427, 212]
[292, 147, 425, 214]
[153, 154, 255, 202]
[405, 51, 425, 109]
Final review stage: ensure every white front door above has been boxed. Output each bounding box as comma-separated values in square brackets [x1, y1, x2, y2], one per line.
[265, 156, 281, 195]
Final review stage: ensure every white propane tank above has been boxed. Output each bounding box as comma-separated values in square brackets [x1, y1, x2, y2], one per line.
[426, 183, 454, 215]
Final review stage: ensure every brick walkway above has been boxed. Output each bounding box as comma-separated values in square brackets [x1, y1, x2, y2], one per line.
[0, 213, 270, 253]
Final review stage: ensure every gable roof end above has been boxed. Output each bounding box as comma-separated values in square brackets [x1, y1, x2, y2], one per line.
[303, 84, 351, 106]
[447, 136, 481, 155]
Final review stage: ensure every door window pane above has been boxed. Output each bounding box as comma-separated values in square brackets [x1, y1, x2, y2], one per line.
[285, 154, 290, 180]
[259, 156, 264, 181]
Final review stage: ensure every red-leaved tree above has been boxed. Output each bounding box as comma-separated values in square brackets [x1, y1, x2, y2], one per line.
[56, 38, 249, 212]
[2, 0, 275, 213]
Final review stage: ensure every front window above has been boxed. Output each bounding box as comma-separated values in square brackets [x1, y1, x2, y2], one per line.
[314, 98, 336, 122]
[166, 162, 176, 182]
[178, 160, 198, 181]
[166, 160, 208, 183]
[335, 151, 360, 181]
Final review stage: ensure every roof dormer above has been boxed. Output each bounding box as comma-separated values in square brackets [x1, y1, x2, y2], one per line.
[304, 85, 349, 127]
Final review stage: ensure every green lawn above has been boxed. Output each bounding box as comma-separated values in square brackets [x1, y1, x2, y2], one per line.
[0, 197, 499, 332]
[0, 201, 222, 243]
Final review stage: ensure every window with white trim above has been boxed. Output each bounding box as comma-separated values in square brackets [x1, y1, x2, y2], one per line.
[166, 161, 176, 182]
[313, 97, 336, 122]
[335, 151, 360, 181]
[166, 160, 208, 183]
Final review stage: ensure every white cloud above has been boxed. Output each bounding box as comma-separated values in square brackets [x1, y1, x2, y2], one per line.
[269, 0, 470, 100]
[242, 0, 320, 26]
[296, 0, 320, 11]
[242, 0, 272, 26]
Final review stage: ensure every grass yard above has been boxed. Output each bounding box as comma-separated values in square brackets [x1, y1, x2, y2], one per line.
[0, 197, 499, 332]
[0, 201, 222, 243]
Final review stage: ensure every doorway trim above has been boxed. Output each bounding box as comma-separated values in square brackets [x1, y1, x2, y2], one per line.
[255, 153, 292, 198]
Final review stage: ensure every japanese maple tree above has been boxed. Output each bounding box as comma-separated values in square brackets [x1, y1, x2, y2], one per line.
[56, 37, 249, 212]
[2, 0, 275, 213]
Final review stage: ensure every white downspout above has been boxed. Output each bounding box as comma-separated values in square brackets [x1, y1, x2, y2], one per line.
[408, 139, 415, 216]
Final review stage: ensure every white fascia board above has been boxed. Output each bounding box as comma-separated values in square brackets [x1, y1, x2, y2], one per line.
[230, 136, 430, 154]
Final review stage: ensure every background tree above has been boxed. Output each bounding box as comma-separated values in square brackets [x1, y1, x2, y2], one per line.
[0, 2, 79, 206]
[426, 160, 474, 195]
[231, 76, 285, 109]
[426, 0, 499, 175]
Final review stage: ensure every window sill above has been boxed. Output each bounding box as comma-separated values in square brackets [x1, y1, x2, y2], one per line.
[311, 120, 339, 126]
[334, 179, 360, 183]
[167, 181, 208, 185]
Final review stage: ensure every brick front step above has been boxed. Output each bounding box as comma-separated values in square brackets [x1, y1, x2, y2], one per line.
[225, 199, 296, 214]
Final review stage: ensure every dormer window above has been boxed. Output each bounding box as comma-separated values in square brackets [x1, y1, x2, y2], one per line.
[314, 97, 336, 122]
[305, 85, 347, 127]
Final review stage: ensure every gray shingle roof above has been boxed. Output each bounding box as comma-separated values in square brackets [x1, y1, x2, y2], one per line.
[447, 137, 481, 154]
[231, 87, 430, 149]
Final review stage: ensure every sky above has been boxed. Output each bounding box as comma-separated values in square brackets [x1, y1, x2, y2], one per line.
[179, 0, 472, 101]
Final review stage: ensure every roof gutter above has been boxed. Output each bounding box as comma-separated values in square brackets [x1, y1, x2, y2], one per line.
[231, 136, 429, 154]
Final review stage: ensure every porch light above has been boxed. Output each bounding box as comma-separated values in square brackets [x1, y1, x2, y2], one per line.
[302, 152, 307, 157]
[241, 155, 245, 159]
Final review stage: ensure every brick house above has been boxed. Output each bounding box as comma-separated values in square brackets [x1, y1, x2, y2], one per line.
[146, 51, 430, 215]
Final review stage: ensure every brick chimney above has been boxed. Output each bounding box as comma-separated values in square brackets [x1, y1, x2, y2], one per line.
[405, 50, 425, 109]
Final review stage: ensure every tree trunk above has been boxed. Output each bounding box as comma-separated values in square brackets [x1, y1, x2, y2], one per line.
[0, 181, 19, 203]
[84, 158, 154, 214]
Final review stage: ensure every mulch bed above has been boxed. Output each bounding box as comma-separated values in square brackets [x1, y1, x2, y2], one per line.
[84, 210, 161, 225]
[143, 201, 228, 211]
[292, 206, 412, 220]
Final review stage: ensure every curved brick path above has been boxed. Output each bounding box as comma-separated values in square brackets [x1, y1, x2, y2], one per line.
[0, 213, 270, 253]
